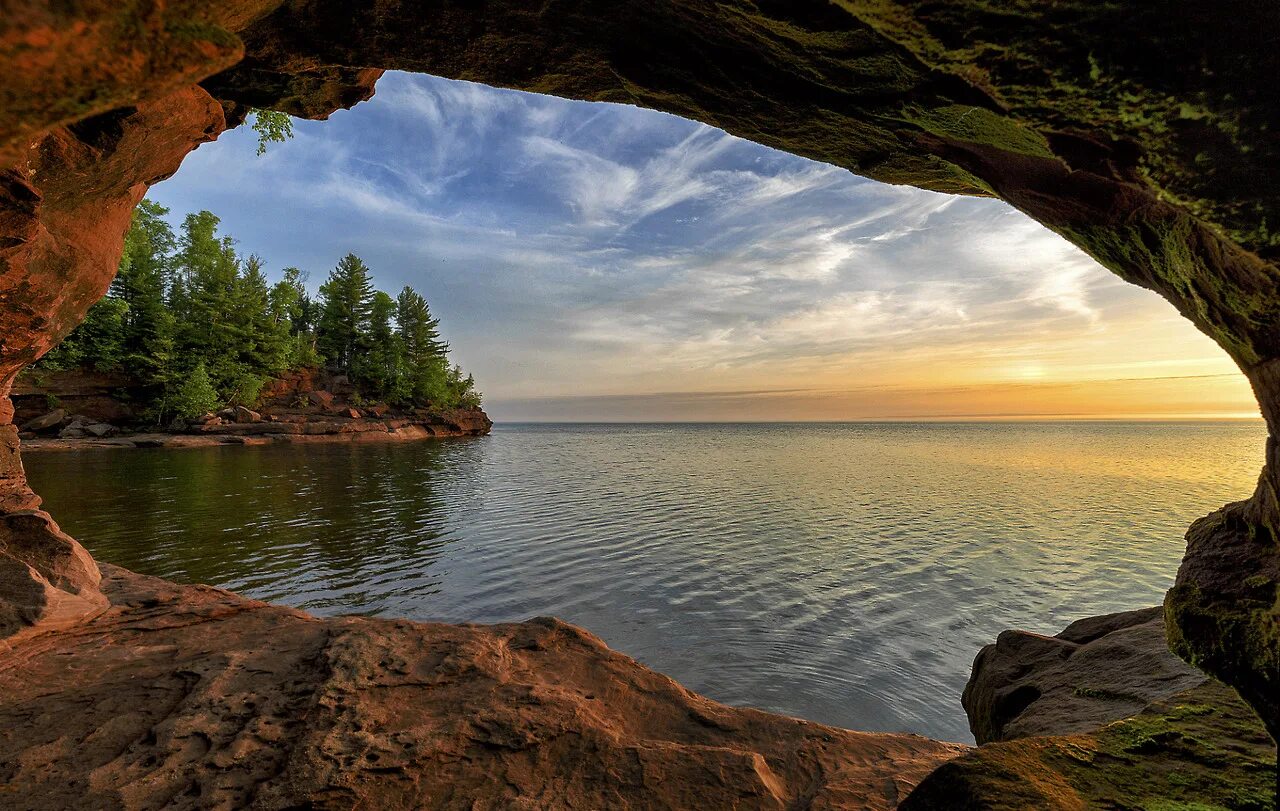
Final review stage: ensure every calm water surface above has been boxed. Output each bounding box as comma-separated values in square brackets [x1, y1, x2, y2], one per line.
[25, 422, 1265, 743]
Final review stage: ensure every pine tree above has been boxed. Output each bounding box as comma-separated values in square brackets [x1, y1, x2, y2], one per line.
[170, 211, 244, 392]
[270, 267, 320, 368]
[395, 286, 448, 360]
[355, 290, 401, 397]
[35, 201, 483, 417]
[235, 254, 290, 374]
[116, 201, 178, 399]
[316, 253, 375, 374]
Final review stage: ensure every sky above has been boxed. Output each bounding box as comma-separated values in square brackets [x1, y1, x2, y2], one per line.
[148, 71, 1258, 422]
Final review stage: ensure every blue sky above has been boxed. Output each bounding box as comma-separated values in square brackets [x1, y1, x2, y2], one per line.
[148, 72, 1252, 420]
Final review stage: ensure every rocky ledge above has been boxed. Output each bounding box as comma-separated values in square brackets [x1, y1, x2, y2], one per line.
[0, 566, 963, 810]
[904, 608, 1276, 810]
[0, 568, 1272, 809]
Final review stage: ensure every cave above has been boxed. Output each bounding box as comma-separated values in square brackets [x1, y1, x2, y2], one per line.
[2, 2, 1278, 808]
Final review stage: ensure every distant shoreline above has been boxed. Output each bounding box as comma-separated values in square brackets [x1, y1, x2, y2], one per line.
[21, 410, 492, 453]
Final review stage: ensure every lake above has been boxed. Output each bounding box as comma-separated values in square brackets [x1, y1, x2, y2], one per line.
[24, 421, 1265, 743]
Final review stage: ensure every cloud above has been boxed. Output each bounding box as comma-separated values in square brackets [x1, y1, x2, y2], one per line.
[146, 70, 1246, 420]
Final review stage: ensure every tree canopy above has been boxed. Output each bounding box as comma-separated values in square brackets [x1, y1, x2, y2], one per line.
[38, 201, 481, 420]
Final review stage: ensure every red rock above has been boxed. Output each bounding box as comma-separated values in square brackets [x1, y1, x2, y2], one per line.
[0, 566, 963, 809]
[232, 405, 261, 423]
[307, 390, 335, 407]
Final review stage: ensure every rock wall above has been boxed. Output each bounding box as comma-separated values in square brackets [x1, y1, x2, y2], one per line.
[1, 0, 1278, 768]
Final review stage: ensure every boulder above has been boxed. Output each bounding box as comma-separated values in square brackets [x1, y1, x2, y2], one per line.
[232, 406, 261, 423]
[83, 423, 117, 438]
[57, 426, 87, 439]
[903, 608, 1275, 809]
[20, 409, 66, 433]
[306, 390, 334, 407]
[216, 408, 237, 420]
[962, 607, 1207, 744]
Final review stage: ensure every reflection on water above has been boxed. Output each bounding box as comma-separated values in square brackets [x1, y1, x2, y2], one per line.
[26, 421, 1265, 743]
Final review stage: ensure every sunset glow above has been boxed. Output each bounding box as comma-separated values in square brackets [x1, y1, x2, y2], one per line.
[150, 72, 1259, 422]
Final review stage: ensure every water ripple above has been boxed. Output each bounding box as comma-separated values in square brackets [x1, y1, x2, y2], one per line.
[25, 421, 1266, 744]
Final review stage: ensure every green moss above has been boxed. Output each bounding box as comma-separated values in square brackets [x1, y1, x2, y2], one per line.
[903, 680, 1273, 809]
[1075, 685, 1144, 702]
[165, 20, 240, 50]
[903, 103, 1055, 158]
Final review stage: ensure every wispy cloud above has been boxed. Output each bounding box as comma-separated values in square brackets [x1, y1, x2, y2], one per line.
[148, 71, 1248, 420]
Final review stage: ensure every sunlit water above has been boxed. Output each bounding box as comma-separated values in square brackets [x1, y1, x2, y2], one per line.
[25, 421, 1265, 743]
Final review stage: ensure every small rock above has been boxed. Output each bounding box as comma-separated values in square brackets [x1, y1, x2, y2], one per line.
[21, 408, 66, 433]
[58, 426, 88, 439]
[367, 404, 389, 417]
[342, 407, 362, 419]
[233, 405, 262, 423]
[307, 390, 335, 407]
[84, 423, 117, 438]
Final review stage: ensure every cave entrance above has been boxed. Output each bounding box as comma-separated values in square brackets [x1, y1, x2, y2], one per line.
[14, 72, 1265, 746]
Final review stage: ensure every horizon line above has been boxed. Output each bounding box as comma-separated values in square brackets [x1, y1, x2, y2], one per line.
[490, 414, 1264, 425]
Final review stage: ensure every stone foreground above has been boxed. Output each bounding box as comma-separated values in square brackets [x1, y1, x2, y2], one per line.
[0, 565, 964, 810]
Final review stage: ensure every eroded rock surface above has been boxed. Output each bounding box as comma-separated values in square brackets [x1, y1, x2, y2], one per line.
[0, 566, 964, 810]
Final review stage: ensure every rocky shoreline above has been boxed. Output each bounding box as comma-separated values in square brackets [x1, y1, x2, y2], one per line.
[0, 565, 965, 810]
[0, 574, 1270, 809]
[19, 409, 492, 453]
[13, 370, 492, 452]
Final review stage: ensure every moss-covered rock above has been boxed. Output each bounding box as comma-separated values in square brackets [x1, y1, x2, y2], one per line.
[903, 680, 1276, 810]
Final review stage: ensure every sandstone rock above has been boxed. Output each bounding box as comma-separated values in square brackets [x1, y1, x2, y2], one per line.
[20, 409, 65, 433]
[307, 390, 335, 407]
[82, 423, 116, 438]
[232, 405, 261, 423]
[57, 425, 86, 439]
[0, 510, 106, 638]
[216, 407, 238, 420]
[342, 407, 361, 419]
[0, 566, 963, 810]
[367, 403, 389, 417]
